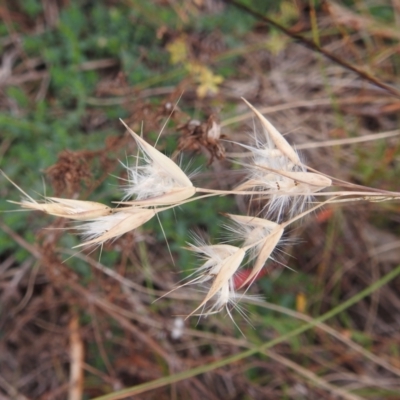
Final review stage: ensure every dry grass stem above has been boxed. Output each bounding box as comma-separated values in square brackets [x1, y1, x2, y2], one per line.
[68, 315, 84, 400]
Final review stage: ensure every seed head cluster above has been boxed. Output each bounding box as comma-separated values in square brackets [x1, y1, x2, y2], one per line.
[4, 99, 332, 323]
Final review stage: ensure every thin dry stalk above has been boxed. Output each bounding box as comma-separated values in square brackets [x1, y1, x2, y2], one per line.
[68, 315, 84, 400]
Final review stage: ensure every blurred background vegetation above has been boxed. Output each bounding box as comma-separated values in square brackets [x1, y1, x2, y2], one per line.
[1, 0, 400, 399]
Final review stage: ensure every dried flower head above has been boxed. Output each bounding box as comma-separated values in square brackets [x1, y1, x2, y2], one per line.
[177, 114, 225, 163]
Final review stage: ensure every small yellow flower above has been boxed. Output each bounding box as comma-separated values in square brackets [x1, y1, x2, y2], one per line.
[296, 292, 307, 313]
[166, 36, 188, 65]
[187, 63, 224, 98]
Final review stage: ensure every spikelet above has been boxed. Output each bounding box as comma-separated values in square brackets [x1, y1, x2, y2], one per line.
[186, 242, 241, 283]
[155, 240, 247, 320]
[223, 213, 284, 288]
[2, 169, 113, 221]
[75, 208, 156, 248]
[223, 213, 278, 257]
[119, 120, 196, 206]
[238, 99, 332, 219]
[11, 197, 112, 220]
[242, 97, 300, 165]
[187, 246, 246, 317]
[240, 226, 284, 288]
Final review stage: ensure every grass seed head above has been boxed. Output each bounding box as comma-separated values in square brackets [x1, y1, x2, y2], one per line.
[120, 119, 195, 206]
[75, 208, 155, 248]
[12, 197, 113, 220]
[242, 97, 301, 165]
[223, 213, 279, 258]
[188, 247, 246, 318]
[186, 242, 240, 283]
[240, 226, 284, 288]
[235, 102, 331, 220]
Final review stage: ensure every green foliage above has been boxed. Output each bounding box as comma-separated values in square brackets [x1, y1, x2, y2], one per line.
[368, 5, 395, 22]
[18, 0, 42, 18]
[6, 87, 30, 108]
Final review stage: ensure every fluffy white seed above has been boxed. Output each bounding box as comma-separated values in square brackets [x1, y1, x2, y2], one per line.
[120, 120, 195, 206]
[188, 247, 246, 317]
[75, 209, 155, 247]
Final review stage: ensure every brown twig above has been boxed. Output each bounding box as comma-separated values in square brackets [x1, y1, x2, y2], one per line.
[223, 0, 400, 98]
